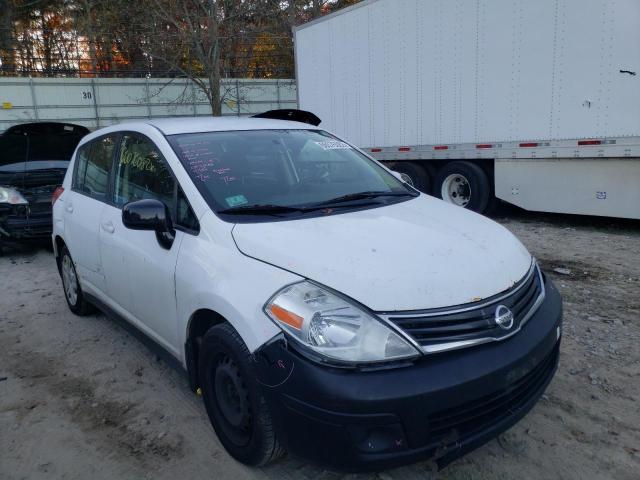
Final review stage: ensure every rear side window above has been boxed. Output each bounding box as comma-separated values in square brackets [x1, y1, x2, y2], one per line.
[73, 135, 117, 200]
[72, 144, 90, 190]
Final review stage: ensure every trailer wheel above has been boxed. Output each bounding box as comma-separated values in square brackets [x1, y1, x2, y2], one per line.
[389, 162, 431, 194]
[434, 161, 490, 213]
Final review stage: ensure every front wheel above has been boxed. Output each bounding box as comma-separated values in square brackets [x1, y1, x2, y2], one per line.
[199, 323, 284, 466]
[434, 161, 490, 213]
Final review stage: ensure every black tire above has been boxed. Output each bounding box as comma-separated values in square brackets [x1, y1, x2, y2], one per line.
[433, 161, 491, 213]
[59, 246, 94, 315]
[389, 162, 431, 194]
[199, 323, 284, 466]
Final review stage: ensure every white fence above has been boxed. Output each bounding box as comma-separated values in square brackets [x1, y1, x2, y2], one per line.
[0, 77, 297, 131]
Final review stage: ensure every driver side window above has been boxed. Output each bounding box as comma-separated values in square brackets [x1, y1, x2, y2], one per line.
[113, 134, 175, 216]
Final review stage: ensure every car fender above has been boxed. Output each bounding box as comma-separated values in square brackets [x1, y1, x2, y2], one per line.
[175, 211, 301, 366]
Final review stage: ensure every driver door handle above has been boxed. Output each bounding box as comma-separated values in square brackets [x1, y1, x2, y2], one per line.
[101, 221, 115, 234]
[66, 204, 73, 213]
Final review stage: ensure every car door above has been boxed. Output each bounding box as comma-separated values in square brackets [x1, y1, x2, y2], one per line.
[99, 132, 189, 355]
[64, 135, 117, 296]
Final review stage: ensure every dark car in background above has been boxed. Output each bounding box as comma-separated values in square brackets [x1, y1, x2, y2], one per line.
[0, 122, 89, 253]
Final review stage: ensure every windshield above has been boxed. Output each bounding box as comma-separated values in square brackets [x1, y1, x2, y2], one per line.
[168, 129, 416, 220]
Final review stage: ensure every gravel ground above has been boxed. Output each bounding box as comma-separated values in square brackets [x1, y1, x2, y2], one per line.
[1, 208, 639, 480]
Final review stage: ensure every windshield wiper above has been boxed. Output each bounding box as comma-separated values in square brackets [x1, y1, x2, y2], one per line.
[218, 204, 310, 215]
[218, 191, 417, 216]
[313, 190, 417, 206]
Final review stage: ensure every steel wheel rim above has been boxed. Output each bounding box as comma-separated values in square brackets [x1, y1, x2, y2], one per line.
[62, 255, 78, 305]
[213, 355, 252, 446]
[441, 173, 471, 207]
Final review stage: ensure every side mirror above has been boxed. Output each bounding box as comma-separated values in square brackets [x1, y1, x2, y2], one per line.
[122, 199, 175, 249]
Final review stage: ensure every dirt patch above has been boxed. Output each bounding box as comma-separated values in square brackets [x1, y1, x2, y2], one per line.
[1, 210, 639, 480]
[537, 258, 606, 281]
[1, 318, 185, 472]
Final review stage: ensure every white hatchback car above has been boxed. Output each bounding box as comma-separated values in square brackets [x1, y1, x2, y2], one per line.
[52, 113, 562, 471]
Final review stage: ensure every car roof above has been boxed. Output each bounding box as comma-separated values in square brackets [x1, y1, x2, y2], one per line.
[95, 116, 316, 137]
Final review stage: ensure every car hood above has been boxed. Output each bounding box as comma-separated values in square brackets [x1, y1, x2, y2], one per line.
[231, 196, 532, 311]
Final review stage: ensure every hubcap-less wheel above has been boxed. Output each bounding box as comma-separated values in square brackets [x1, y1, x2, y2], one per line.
[200, 323, 284, 466]
[214, 355, 252, 446]
[441, 173, 471, 207]
[61, 254, 78, 305]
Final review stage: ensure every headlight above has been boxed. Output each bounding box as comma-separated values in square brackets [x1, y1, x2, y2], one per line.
[264, 281, 420, 364]
[0, 186, 28, 205]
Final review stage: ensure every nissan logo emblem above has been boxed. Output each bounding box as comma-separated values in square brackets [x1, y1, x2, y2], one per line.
[494, 305, 514, 330]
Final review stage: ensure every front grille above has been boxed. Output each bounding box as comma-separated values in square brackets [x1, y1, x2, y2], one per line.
[21, 185, 56, 216]
[428, 343, 559, 443]
[26, 202, 52, 215]
[380, 262, 544, 353]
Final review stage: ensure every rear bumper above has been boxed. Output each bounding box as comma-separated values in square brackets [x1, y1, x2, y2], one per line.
[254, 277, 562, 471]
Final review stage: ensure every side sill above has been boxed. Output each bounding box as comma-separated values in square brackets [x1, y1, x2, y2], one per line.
[84, 293, 189, 381]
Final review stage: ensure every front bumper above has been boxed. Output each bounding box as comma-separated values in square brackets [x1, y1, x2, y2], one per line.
[0, 206, 52, 241]
[254, 276, 562, 471]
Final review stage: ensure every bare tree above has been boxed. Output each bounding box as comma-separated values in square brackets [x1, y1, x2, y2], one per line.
[143, 0, 356, 114]
[144, 0, 260, 115]
[0, 0, 360, 88]
[0, 0, 17, 73]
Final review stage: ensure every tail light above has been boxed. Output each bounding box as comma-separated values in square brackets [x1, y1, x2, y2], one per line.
[52, 186, 64, 205]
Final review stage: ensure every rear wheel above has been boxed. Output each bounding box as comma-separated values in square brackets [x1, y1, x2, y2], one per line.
[199, 323, 284, 466]
[389, 162, 431, 194]
[60, 246, 94, 315]
[434, 161, 490, 213]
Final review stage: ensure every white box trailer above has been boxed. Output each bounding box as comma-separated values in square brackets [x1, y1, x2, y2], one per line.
[294, 0, 640, 219]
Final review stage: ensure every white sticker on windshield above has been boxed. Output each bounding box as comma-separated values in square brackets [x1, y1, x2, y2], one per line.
[314, 141, 352, 150]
